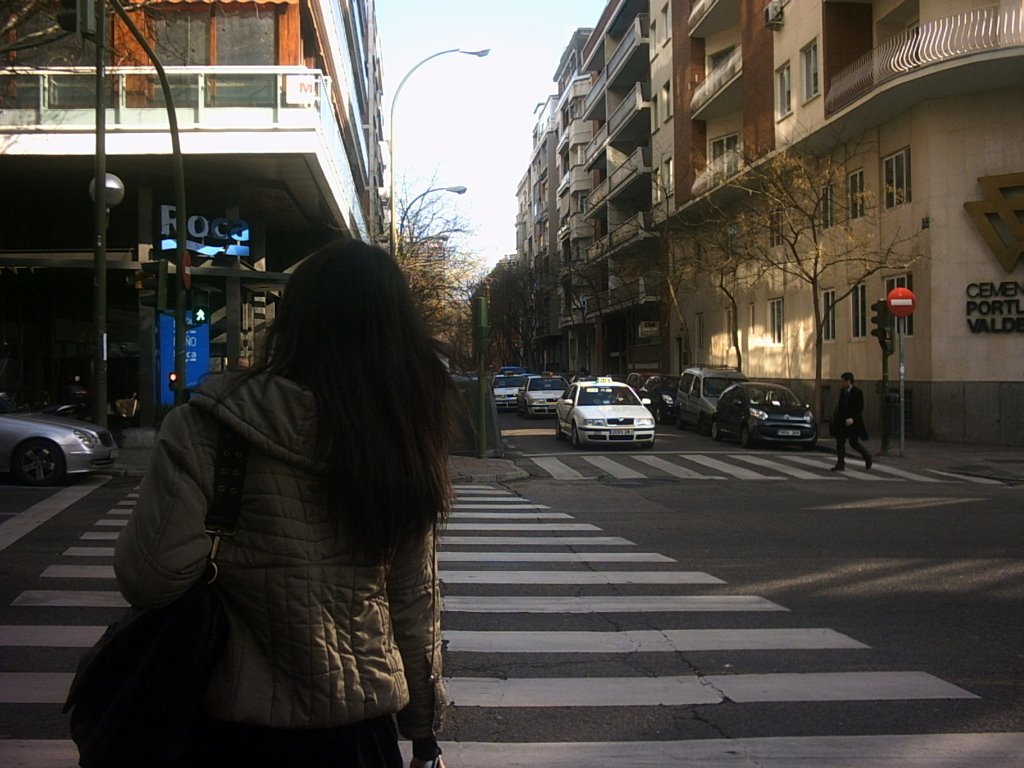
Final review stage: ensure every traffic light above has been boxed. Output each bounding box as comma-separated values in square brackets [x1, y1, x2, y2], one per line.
[138, 259, 170, 311]
[187, 293, 210, 327]
[870, 299, 892, 355]
[56, 0, 96, 40]
[167, 370, 179, 392]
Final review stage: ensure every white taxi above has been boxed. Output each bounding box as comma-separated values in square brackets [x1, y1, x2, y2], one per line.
[516, 374, 569, 417]
[491, 374, 527, 411]
[555, 377, 656, 448]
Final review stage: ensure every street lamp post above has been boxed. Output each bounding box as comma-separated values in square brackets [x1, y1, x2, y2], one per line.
[89, 170, 125, 430]
[388, 48, 489, 257]
[396, 185, 467, 253]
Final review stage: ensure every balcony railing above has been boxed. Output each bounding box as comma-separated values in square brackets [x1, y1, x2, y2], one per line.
[688, 0, 715, 30]
[582, 67, 607, 121]
[585, 211, 650, 261]
[607, 14, 650, 85]
[584, 121, 609, 166]
[691, 148, 743, 196]
[607, 81, 649, 139]
[691, 45, 742, 114]
[826, 6, 1024, 114]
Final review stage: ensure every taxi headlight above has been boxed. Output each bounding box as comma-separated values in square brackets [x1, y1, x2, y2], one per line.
[636, 418, 655, 428]
[74, 429, 99, 449]
[748, 407, 769, 421]
[583, 418, 607, 427]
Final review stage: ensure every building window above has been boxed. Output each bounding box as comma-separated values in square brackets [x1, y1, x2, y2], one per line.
[769, 298, 784, 344]
[749, 302, 756, 331]
[883, 147, 912, 208]
[653, 167, 664, 203]
[726, 306, 735, 340]
[848, 169, 865, 219]
[776, 63, 792, 118]
[852, 283, 867, 338]
[660, 4, 669, 43]
[651, 92, 659, 129]
[820, 183, 834, 229]
[822, 289, 836, 341]
[769, 207, 784, 247]
[696, 313, 705, 351]
[663, 157, 673, 196]
[885, 274, 915, 336]
[662, 81, 672, 118]
[801, 41, 819, 101]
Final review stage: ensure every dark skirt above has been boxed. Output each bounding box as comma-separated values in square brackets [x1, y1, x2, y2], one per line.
[189, 713, 403, 768]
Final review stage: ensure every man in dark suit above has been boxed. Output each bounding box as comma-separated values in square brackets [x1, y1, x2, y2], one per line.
[831, 372, 872, 471]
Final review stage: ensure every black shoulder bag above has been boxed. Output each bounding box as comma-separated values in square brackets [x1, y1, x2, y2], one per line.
[63, 426, 249, 768]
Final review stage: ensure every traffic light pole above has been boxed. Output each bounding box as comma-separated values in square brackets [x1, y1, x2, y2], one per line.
[91, 0, 107, 427]
[897, 317, 906, 457]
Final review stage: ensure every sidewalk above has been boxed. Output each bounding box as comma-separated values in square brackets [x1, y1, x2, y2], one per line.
[110, 429, 1021, 485]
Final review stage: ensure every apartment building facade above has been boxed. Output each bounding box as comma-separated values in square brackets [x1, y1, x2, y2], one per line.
[670, 0, 1024, 445]
[0, 0, 382, 425]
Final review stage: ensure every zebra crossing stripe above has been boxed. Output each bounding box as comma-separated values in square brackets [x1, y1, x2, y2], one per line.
[786, 455, 897, 480]
[427, 733, 1024, 768]
[444, 628, 866, 653]
[453, 485, 501, 491]
[441, 595, 786, 613]
[581, 455, 646, 479]
[41, 565, 114, 579]
[440, 571, 724, 585]
[94, 519, 127, 527]
[80, 532, 119, 541]
[681, 454, 785, 480]
[631, 454, 721, 479]
[444, 523, 600, 532]
[440, 552, 675, 563]
[0, 673, 72, 703]
[450, 512, 573, 519]
[12, 590, 127, 608]
[529, 456, 590, 480]
[928, 469, 1004, 484]
[62, 547, 114, 557]
[106, 508, 132, 515]
[453, 502, 551, 509]
[446, 671, 976, 707]
[0, 477, 107, 553]
[440, 536, 633, 546]
[864, 463, 954, 482]
[0, 625, 104, 647]
[730, 454, 825, 479]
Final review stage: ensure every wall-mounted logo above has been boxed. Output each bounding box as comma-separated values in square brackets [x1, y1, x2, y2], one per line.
[159, 205, 250, 258]
[963, 173, 1024, 274]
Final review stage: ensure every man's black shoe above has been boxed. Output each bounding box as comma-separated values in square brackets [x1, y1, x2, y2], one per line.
[865, 455, 873, 470]
[830, 464, 845, 471]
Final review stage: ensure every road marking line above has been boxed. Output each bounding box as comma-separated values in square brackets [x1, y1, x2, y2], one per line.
[445, 628, 866, 653]
[453, 502, 551, 509]
[440, 570, 724, 585]
[864, 463, 953, 482]
[631, 454, 722, 479]
[928, 469, 1004, 485]
[0, 625, 105, 647]
[447, 671, 976, 707]
[450, 511, 572, 519]
[441, 595, 783, 613]
[682, 454, 784, 480]
[106, 509, 132, 516]
[93, 519, 127, 527]
[80, 532, 119, 540]
[62, 546, 114, 557]
[444, 523, 600, 532]
[41, 565, 114, 579]
[0, 673, 73, 703]
[581, 455, 646, 479]
[530, 456, 590, 480]
[439, 536, 633, 546]
[12, 590, 127, 608]
[787, 455, 900, 480]
[730, 454, 824, 479]
[0, 477, 108, 553]
[439, 552, 674, 563]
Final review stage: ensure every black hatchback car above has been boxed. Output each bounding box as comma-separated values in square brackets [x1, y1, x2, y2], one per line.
[711, 382, 817, 449]
[639, 374, 681, 425]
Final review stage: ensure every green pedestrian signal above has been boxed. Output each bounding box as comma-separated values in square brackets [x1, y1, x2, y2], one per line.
[187, 295, 210, 327]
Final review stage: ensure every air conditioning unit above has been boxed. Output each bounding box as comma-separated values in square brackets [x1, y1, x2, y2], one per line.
[764, 0, 784, 30]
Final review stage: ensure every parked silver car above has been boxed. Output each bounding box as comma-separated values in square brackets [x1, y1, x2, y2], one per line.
[0, 399, 118, 485]
[675, 366, 749, 435]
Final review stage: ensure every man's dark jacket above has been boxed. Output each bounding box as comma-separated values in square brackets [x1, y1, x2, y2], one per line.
[832, 385, 868, 439]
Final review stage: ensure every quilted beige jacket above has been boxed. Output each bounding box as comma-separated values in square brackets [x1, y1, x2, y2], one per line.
[114, 372, 440, 737]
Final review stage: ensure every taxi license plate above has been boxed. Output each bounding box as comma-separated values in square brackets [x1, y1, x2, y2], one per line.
[611, 429, 630, 436]
[778, 429, 800, 437]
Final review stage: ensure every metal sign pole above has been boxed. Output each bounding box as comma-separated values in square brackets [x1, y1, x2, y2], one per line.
[898, 318, 906, 457]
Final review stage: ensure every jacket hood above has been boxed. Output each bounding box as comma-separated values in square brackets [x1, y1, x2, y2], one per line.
[187, 372, 328, 474]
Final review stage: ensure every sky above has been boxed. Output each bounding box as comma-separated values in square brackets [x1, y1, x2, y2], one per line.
[374, 0, 606, 270]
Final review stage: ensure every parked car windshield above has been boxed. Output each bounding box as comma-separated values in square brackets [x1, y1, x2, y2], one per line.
[578, 386, 641, 407]
[528, 377, 568, 391]
[745, 384, 803, 407]
[493, 376, 526, 388]
[704, 376, 739, 396]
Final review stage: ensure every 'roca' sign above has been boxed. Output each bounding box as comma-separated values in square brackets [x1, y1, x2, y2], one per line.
[965, 281, 1024, 333]
[159, 205, 250, 258]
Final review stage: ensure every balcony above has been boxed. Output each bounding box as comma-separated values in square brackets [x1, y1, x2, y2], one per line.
[582, 68, 607, 121]
[607, 81, 650, 147]
[585, 211, 652, 262]
[0, 65, 367, 238]
[689, 0, 740, 38]
[691, 148, 743, 197]
[567, 119, 593, 149]
[557, 165, 591, 197]
[607, 14, 650, 89]
[589, 145, 652, 213]
[691, 45, 742, 119]
[558, 213, 594, 243]
[825, 6, 1024, 115]
[584, 121, 609, 170]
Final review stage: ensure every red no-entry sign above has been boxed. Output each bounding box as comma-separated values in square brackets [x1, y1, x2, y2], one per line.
[886, 287, 917, 318]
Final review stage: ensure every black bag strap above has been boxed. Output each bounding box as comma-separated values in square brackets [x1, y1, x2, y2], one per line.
[203, 426, 248, 577]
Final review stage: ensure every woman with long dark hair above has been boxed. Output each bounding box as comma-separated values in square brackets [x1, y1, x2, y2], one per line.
[115, 239, 454, 767]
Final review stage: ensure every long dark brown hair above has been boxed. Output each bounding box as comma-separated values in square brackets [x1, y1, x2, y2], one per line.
[261, 239, 455, 563]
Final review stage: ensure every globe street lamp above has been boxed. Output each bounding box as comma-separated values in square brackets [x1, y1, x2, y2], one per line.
[89, 172, 125, 429]
[396, 186, 467, 255]
[388, 48, 489, 256]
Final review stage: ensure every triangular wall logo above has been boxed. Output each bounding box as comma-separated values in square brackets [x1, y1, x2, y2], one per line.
[964, 173, 1024, 274]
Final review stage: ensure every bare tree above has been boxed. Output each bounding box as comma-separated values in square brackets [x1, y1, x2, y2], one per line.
[486, 258, 535, 370]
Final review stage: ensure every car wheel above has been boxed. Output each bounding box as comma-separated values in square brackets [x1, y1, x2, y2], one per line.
[711, 419, 723, 441]
[12, 438, 66, 486]
[697, 412, 711, 436]
[740, 423, 754, 449]
[555, 418, 565, 441]
[571, 422, 583, 449]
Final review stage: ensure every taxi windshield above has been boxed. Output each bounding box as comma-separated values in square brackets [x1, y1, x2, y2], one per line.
[529, 377, 568, 391]
[578, 386, 640, 407]
[493, 376, 525, 388]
